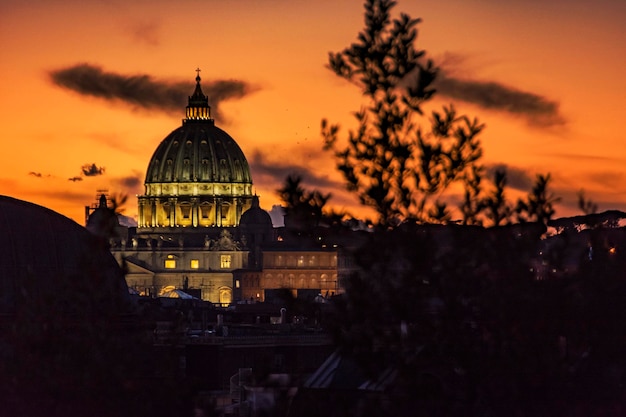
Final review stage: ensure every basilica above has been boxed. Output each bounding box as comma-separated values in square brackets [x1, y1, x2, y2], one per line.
[87, 72, 340, 305]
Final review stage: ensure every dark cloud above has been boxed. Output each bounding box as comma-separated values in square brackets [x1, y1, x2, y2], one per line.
[587, 171, 626, 189]
[116, 174, 142, 189]
[111, 172, 144, 197]
[81, 163, 106, 177]
[68, 176, 83, 182]
[249, 150, 341, 190]
[28, 172, 43, 178]
[48, 64, 257, 123]
[485, 163, 535, 191]
[435, 73, 565, 127]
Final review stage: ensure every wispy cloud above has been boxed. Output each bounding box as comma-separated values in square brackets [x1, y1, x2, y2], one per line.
[48, 64, 258, 123]
[249, 150, 341, 191]
[587, 171, 626, 189]
[425, 52, 565, 127]
[485, 163, 535, 191]
[435, 73, 565, 127]
[28, 172, 43, 178]
[126, 20, 161, 46]
[546, 152, 620, 163]
[68, 176, 83, 182]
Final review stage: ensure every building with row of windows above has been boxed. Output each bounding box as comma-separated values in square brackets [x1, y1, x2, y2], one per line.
[87, 71, 341, 305]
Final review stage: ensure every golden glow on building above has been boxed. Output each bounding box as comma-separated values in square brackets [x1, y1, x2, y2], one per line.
[221, 254, 232, 269]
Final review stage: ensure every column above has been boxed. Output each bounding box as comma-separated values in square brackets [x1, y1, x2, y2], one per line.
[191, 197, 199, 227]
[138, 198, 145, 227]
[151, 199, 157, 227]
[234, 197, 240, 226]
[169, 197, 177, 227]
[216, 197, 222, 227]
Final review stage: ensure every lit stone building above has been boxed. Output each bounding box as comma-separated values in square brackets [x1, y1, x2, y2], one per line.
[235, 248, 339, 302]
[88, 72, 265, 305]
[137, 72, 253, 230]
[88, 71, 342, 305]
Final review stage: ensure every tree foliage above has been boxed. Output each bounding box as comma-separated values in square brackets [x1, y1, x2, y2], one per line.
[515, 173, 560, 225]
[277, 174, 349, 233]
[320, 0, 568, 228]
[322, 0, 484, 225]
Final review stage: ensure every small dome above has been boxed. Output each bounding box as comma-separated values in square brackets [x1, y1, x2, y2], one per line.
[86, 193, 121, 240]
[240, 195, 272, 227]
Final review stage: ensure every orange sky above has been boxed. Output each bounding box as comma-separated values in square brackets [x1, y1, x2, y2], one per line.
[1, 0, 625, 225]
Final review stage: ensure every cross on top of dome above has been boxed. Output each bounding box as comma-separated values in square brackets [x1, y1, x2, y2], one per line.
[186, 68, 212, 123]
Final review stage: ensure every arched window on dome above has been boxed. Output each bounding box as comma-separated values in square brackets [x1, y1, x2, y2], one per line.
[219, 159, 229, 182]
[182, 158, 191, 180]
[233, 159, 243, 181]
[151, 159, 160, 181]
[165, 159, 173, 180]
[201, 159, 210, 180]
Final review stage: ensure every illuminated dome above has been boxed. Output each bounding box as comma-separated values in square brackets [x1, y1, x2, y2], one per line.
[138, 71, 253, 229]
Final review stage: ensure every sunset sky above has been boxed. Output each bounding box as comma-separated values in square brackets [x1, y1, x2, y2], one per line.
[1, 0, 625, 226]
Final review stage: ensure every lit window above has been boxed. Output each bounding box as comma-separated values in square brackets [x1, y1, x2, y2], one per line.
[235, 280, 241, 288]
[165, 259, 176, 269]
[190, 259, 199, 269]
[221, 255, 232, 269]
[297, 256, 305, 267]
[181, 205, 191, 219]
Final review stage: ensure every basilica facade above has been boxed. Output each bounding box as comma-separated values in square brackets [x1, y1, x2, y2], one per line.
[88, 72, 340, 305]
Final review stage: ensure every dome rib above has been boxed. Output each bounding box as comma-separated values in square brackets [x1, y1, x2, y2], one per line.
[146, 124, 252, 185]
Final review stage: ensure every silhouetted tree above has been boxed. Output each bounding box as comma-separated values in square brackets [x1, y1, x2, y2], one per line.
[578, 189, 598, 215]
[322, 0, 484, 226]
[516, 173, 560, 225]
[110, 191, 129, 214]
[277, 174, 348, 233]
[482, 169, 513, 226]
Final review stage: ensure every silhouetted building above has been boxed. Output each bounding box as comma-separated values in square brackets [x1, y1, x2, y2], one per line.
[0, 195, 138, 416]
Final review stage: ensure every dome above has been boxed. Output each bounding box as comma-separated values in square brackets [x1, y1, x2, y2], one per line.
[240, 195, 273, 227]
[145, 122, 251, 185]
[0, 195, 131, 316]
[144, 72, 251, 189]
[137, 71, 253, 230]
